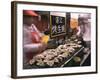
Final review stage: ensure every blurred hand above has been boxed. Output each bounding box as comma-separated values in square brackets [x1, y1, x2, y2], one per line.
[31, 32, 41, 43]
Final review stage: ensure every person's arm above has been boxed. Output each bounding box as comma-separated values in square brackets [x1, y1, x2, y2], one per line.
[23, 26, 47, 53]
[24, 43, 43, 53]
[32, 24, 43, 37]
[76, 26, 81, 36]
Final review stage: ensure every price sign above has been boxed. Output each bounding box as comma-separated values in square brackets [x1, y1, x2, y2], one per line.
[50, 15, 66, 37]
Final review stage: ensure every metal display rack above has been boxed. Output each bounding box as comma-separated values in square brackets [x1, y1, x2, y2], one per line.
[61, 47, 84, 67]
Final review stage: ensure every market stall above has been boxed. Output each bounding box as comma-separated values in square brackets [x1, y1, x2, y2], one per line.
[23, 11, 91, 69]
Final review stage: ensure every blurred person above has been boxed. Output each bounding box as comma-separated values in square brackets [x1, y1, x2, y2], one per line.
[77, 14, 91, 48]
[23, 10, 47, 63]
[76, 14, 91, 66]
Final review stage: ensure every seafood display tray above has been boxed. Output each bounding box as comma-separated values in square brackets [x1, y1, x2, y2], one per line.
[25, 47, 84, 69]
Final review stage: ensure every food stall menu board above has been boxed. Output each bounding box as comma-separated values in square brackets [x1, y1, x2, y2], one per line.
[50, 15, 66, 38]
